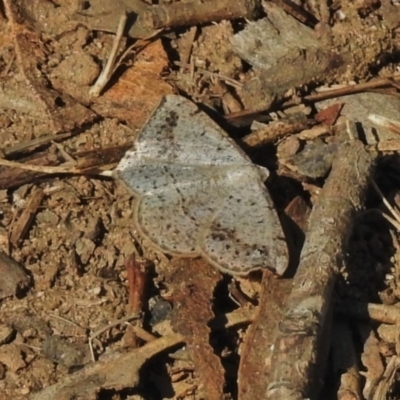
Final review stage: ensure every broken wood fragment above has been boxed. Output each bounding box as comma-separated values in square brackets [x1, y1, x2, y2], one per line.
[169, 258, 225, 400]
[267, 138, 374, 399]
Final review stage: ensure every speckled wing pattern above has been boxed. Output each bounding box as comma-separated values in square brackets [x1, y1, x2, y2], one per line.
[116, 95, 288, 275]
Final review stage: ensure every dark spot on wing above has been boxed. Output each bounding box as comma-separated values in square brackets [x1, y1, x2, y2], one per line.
[211, 233, 226, 241]
[165, 111, 179, 128]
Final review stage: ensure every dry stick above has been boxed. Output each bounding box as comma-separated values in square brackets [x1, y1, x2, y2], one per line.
[0, 143, 132, 190]
[266, 139, 374, 400]
[141, 0, 260, 29]
[0, 158, 86, 175]
[89, 14, 127, 97]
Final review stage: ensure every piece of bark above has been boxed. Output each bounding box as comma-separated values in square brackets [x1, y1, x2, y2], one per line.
[314, 103, 343, 126]
[266, 138, 374, 399]
[90, 40, 173, 126]
[9, 187, 44, 247]
[283, 196, 311, 233]
[232, 3, 345, 110]
[169, 258, 225, 400]
[141, 0, 260, 29]
[237, 272, 292, 400]
[0, 251, 31, 299]
[238, 193, 309, 399]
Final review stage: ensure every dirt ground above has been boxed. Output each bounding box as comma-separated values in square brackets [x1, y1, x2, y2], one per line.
[1, 1, 400, 399]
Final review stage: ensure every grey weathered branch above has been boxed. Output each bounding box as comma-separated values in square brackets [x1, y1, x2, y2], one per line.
[267, 138, 375, 399]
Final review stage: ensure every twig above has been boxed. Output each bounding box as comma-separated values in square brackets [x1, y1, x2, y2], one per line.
[0, 143, 131, 189]
[0, 158, 83, 175]
[266, 138, 375, 399]
[2, 132, 75, 157]
[225, 75, 400, 123]
[241, 115, 316, 147]
[89, 14, 127, 97]
[290, 77, 400, 106]
[370, 179, 400, 231]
